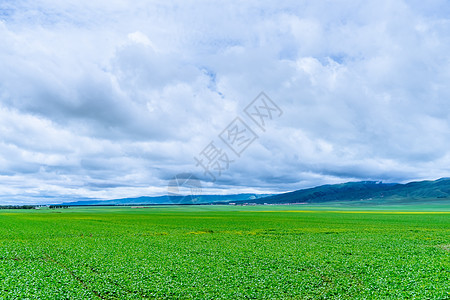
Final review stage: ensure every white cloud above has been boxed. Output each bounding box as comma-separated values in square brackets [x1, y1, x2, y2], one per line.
[0, 0, 450, 204]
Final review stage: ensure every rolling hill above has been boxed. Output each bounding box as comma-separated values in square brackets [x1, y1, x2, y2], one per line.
[62, 193, 271, 206]
[62, 178, 450, 206]
[236, 178, 450, 205]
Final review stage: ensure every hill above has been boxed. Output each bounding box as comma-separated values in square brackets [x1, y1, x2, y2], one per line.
[237, 178, 450, 205]
[62, 178, 450, 206]
[62, 193, 271, 206]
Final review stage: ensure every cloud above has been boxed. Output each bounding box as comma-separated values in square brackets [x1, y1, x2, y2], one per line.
[0, 0, 450, 204]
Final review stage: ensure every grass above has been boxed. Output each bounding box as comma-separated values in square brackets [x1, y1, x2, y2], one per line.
[0, 204, 449, 299]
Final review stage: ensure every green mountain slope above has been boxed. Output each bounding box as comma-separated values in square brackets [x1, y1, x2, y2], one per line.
[242, 178, 450, 205]
[63, 194, 271, 206]
[62, 178, 450, 206]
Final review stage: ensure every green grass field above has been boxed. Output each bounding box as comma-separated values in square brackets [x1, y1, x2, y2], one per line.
[0, 205, 449, 299]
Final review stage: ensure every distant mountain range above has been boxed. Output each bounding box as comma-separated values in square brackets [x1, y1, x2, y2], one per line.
[234, 178, 450, 205]
[62, 178, 450, 206]
[62, 194, 272, 206]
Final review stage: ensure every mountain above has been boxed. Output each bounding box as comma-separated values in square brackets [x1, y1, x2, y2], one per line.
[62, 178, 450, 206]
[236, 178, 450, 205]
[62, 193, 272, 206]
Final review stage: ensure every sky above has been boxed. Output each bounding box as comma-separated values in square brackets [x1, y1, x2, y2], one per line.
[1, 0, 450, 204]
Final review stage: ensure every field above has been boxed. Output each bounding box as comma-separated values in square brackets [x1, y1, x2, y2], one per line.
[0, 205, 449, 299]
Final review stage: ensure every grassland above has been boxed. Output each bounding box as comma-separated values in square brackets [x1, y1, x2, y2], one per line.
[0, 204, 449, 299]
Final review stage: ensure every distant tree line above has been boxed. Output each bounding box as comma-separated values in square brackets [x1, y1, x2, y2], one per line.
[0, 205, 69, 209]
[0, 205, 37, 209]
[49, 205, 69, 209]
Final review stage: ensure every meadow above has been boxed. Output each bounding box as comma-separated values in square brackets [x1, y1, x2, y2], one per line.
[0, 204, 449, 299]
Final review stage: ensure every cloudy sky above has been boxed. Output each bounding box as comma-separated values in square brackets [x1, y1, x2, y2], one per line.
[1, 0, 450, 204]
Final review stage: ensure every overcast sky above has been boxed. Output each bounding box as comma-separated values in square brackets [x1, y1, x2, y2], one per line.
[1, 0, 450, 204]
